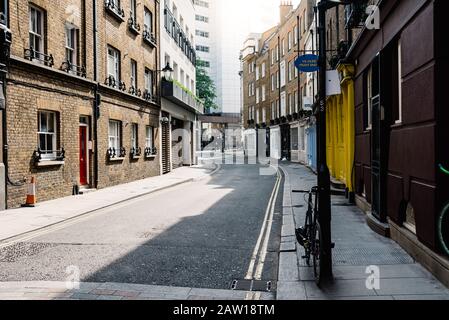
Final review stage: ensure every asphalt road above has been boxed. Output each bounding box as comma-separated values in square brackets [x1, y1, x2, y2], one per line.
[0, 164, 282, 290]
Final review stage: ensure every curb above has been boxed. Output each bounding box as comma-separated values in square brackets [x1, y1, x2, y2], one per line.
[0, 164, 221, 247]
[276, 165, 304, 300]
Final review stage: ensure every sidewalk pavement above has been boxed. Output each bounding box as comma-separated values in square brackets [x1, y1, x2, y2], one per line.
[277, 162, 449, 300]
[0, 164, 218, 244]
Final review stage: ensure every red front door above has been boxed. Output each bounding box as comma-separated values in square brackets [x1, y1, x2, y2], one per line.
[79, 126, 88, 186]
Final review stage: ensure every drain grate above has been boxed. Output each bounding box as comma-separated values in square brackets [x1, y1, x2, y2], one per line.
[230, 279, 274, 292]
[297, 247, 414, 267]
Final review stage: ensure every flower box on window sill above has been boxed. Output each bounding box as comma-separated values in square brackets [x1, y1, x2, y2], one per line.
[105, 0, 125, 22]
[144, 147, 157, 159]
[107, 147, 126, 162]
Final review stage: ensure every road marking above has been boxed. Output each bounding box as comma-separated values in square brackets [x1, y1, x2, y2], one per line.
[244, 167, 281, 301]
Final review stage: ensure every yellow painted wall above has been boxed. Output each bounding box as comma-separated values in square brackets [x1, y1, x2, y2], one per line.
[326, 64, 355, 192]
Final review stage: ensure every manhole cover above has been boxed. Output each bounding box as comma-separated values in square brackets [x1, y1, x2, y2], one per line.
[230, 279, 274, 292]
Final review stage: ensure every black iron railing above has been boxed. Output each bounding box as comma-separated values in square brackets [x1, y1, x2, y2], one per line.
[143, 89, 155, 103]
[33, 148, 65, 163]
[107, 147, 126, 159]
[128, 14, 140, 34]
[128, 86, 142, 97]
[144, 147, 157, 157]
[143, 25, 157, 47]
[105, 0, 125, 21]
[130, 147, 142, 157]
[105, 75, 117, 88]
[164, 5, 196, 64]
[60, 61, 86, 77]
[24, 48, 54, 67]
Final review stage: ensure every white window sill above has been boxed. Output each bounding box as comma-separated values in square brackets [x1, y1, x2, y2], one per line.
[36, 160, 65, 167]
[145, 155, 157, 159]
[108, 157, 125, 162]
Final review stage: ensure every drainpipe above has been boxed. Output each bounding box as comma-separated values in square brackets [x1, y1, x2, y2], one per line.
[92, 0, 99, 189]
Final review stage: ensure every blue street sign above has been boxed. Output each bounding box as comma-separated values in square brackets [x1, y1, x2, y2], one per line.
[295, 54, 319, 72]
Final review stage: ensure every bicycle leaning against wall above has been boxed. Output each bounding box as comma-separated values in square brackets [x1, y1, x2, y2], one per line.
[438, 164, 449, 257]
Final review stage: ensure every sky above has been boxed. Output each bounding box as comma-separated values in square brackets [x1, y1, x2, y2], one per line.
[220, 0, 302, 34]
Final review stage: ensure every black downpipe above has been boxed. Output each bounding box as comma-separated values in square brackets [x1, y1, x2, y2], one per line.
[92, 0, 99, 189]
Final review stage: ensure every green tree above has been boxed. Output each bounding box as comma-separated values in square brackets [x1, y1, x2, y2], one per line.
[196, 58, 217, 112]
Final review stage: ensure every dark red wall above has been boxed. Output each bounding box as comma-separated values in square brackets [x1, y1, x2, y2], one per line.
[351, 0, 445, 250]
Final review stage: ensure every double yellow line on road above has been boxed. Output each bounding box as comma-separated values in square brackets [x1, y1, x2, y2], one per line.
[245, 167, 282, 300]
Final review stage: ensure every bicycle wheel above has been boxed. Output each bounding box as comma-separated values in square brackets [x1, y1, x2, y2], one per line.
[438, 203, 449, 257]
[312, 221, 323, 285]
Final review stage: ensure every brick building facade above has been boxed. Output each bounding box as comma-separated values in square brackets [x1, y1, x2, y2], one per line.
[241, 0, 314, 163]
[3, 0, 161, 208]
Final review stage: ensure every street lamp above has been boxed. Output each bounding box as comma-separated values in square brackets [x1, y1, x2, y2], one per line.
[162, 62, 174, 81]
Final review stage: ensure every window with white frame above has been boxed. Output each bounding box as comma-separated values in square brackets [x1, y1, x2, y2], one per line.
[288, 32, 292, 51]
[280, 92, 286, 117]
[108, 120, 121, 151]
[107, 46, 120, 81]
[288, 61, 293, 82]
[146, 126, 154, 148]
[271, 49, 275, 65]
[276, 45, 279, 61]
[288, 93, 292, 114]
[276, 71, 280, 89]
[130, 0, 137, 21]
[262, 85, 266, 102]
[131, 123, 138, 150]
[38, 111, 57, 160]
[65, 25, 78, 70]
[256, 66, 260, 80]
[271, 101, 276, 119]
[294, 91, 298, 112]
[281, 39, 285, 56]
[256, 109, 260, 124]
[130, 59, 137, 89]
[29, 5, 44, 54]
[261, 62, 266, 78]
[271, 74, 275, 91]
[145, 68, 153, 96]
[262, 108, 266, 123]
[294, 25, 298, 44]
[280, 61, 286, 87]
[256, 87, 260, 104]
[144, 7, 153, 34]
[294, 62, 298, 78]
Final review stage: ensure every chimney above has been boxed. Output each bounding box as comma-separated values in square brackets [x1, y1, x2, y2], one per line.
[280, 1, 293, 25]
